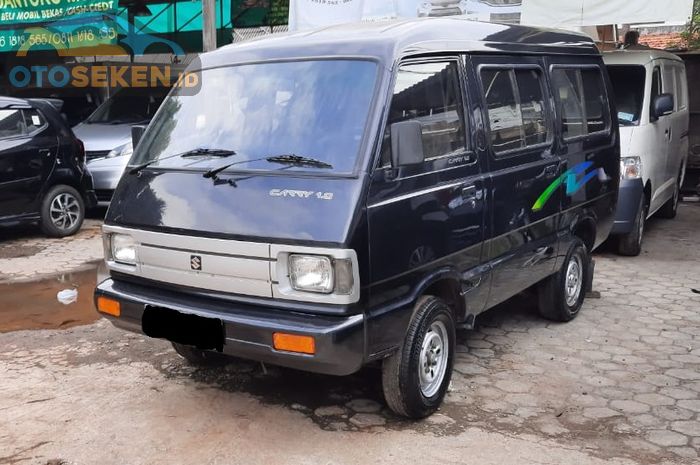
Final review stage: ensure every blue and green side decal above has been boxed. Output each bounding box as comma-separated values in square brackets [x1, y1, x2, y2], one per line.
[532, 162, 597, 212]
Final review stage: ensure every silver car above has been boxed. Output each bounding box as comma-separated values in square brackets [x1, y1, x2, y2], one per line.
[417, 0, 467, 17]
[73, 87, 169, 206]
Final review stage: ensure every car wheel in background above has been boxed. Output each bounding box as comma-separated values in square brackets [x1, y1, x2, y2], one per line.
[382, 295, 455, 419]
[617, 197, 646, 256]
[40, 185, 85, 237]
[538, 237, 590, 322]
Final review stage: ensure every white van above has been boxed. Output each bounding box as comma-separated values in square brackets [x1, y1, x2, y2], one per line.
[604, 50, 689, 256]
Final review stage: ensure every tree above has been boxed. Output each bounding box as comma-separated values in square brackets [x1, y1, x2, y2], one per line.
[680, 0, 700, 49]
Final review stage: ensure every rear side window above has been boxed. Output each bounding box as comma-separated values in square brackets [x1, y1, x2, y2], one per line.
[22, 109, 46, 134]
[381, 60, 466, 166]
[551, 66, 610, 139]
[480, 67, 549, 154]
[674, 65, 687, 110]
[0, 109, 25, 139]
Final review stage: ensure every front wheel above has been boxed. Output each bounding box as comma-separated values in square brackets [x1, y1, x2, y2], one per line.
[538, 238, 590, 322]
[382, 296, 455, 419]
[40, 185, 85, 237]
[617, 197, 646, 256]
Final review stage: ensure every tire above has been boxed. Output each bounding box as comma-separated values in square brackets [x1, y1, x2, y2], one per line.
[538, 238, 590, 322]
[617, 197, 646, 257]
[172, 342, 229, 366]
[382, 296, 456, 419]
[658, 175, 681, 219]
[40, 185, 85, 237]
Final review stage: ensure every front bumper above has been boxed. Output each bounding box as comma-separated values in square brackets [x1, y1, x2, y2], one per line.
[94, 278, 366, 376]
[86, 157, 129, 192]
[611, 178, 644, 235]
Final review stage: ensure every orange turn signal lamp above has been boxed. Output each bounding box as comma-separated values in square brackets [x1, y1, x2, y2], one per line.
[96, 296, 121, 317]
[273, 332, 315, 355]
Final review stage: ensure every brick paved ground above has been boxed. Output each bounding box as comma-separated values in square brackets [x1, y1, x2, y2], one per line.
[0, 202, 698, 464]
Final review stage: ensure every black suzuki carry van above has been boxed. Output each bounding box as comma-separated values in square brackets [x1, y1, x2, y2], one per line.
[95, 18, 619, 418]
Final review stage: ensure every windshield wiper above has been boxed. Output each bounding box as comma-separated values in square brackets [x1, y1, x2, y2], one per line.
[129, 147, 236, 175]
[265, 154, 333, 169]
[203, 154, 333, 180]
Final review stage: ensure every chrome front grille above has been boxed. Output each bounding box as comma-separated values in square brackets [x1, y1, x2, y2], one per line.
[104, 226, 273, 298]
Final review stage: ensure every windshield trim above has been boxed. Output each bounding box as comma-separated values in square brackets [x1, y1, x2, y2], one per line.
[128, 56, 385, 177]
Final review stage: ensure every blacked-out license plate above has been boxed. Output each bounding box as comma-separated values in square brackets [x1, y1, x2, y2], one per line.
[142, 306, 224, 351]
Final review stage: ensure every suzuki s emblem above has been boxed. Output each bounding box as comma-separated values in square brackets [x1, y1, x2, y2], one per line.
[190, 255, 202, 271]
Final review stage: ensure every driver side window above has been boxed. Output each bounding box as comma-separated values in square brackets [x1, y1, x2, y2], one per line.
[380, 60, 466, 167]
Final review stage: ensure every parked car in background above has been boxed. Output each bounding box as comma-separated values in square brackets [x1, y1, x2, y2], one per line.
[605, 50, 689, 256]
[10, 86, 104, 127]
[94, 19, 619, 419]
[73, 86, 169, 206]
[418, 0, 466, 17]
[0, 97, 96, 236]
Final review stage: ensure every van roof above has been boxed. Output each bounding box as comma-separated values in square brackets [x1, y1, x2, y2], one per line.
[199, 18, 599, 69]
[603, 49, 684, 66]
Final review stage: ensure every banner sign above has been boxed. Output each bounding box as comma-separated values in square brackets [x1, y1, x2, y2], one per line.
[0, 0, 118, 53]
[521, 0, 693, 27]
[232, 0, 290, 28]
[289, 0, 365, 31]
[289, 0, 523, 31]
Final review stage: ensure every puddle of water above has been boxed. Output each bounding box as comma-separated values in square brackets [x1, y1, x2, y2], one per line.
[0, 269, 99, 332]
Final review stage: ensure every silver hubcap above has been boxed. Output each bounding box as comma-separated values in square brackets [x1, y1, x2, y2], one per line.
[50, 193, 80, 231]
[565, 254, 583, 307]
[419, 320, 449, 398]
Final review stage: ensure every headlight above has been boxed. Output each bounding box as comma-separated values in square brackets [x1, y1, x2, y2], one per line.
[110, 234, 137, 265]
[620, 156, 642, 180]
[106, 141, 133, 159]
[289, 255, 334, 294]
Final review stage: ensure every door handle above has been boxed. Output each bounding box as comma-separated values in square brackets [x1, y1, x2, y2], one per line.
[535, 246, 554, 257]
[38, 148, 51, 156]
[461, 185, 477, 199]
[544, 164, 559, 179]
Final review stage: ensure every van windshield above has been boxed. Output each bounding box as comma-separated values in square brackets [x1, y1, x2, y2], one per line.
[606, 65, 646, 126]
[132, 60, 378, 174]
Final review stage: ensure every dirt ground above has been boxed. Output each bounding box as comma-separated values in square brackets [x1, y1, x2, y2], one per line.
[1, 202, 699, 465]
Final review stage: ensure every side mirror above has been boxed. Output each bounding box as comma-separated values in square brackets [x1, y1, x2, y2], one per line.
[391, 121, 424, 168]
[131, 124, 147, 150]
[652, 93, 674, 119]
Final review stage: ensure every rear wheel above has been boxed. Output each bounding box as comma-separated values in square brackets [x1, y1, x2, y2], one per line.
[538, 238, 590, 322]
[40, 185, 85, 237]
[658, 174, 681, 219]
[382, 296, 455, 418]
[617, 197, 646, 257]
[172, 343, 228, 366]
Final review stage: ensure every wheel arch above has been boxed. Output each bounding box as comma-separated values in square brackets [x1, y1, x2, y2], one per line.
[414, 269, 467, 324]
[571, 216, 596, 252]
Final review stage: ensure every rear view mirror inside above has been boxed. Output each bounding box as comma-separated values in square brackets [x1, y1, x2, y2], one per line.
[391, 120, 424, 168]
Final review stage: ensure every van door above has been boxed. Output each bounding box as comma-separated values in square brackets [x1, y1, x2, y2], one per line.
[547, 60, 617, 245]
[648, 64, 672, 213]
[665, 61, 689, 190]
[366, 58, 486, 354]
[472, 56, 560, 308]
